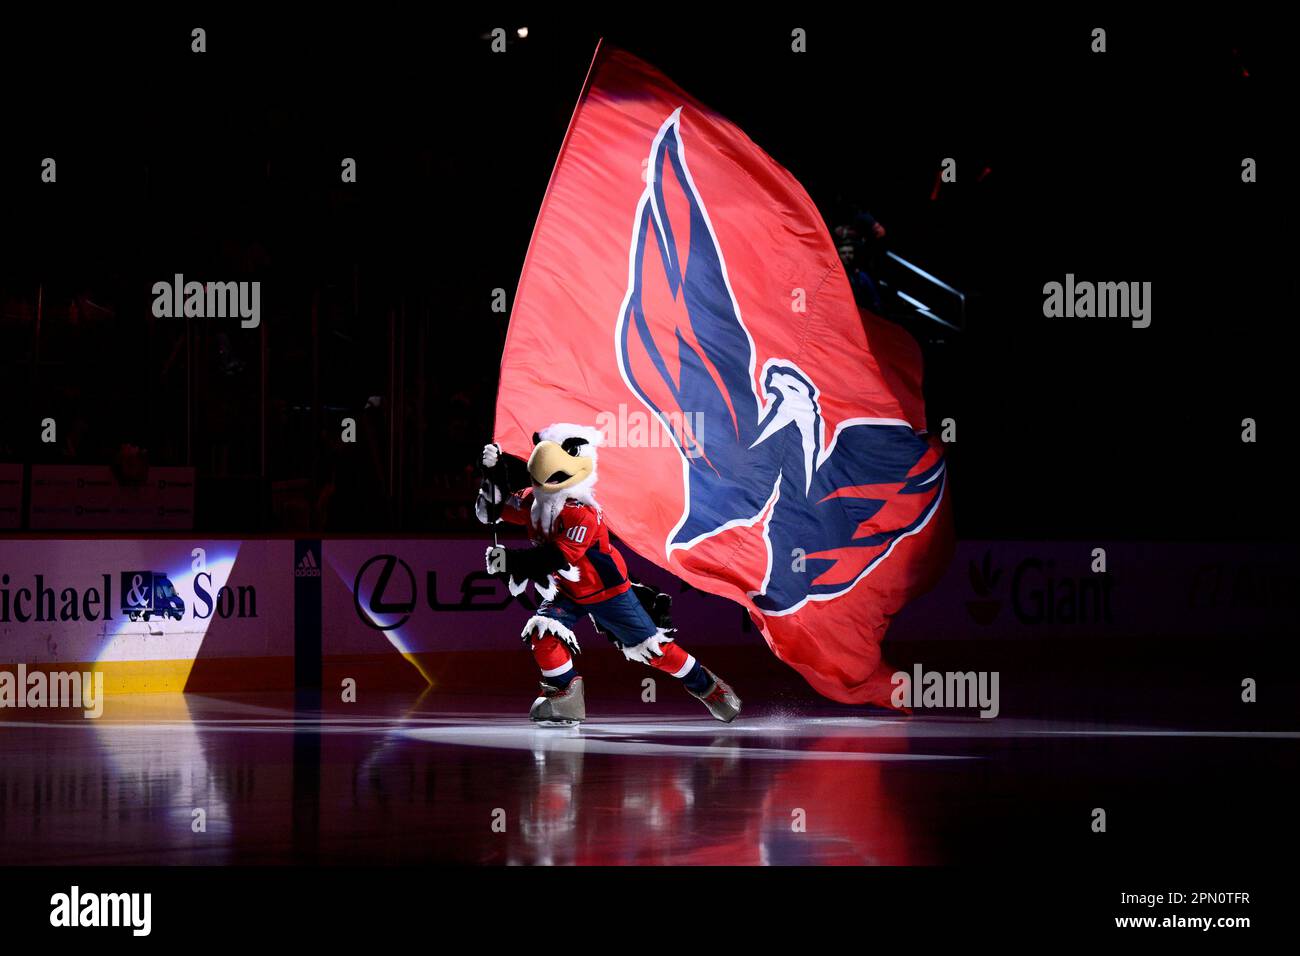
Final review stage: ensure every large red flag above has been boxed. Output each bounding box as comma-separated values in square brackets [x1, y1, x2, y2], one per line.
[495, 43, 952, 705]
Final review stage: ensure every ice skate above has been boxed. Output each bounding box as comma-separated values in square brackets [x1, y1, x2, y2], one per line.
[530, 676, 586, 726]
[689, 669, 741, 722]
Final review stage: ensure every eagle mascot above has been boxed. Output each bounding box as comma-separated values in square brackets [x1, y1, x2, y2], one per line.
[476, 423, 741, 725]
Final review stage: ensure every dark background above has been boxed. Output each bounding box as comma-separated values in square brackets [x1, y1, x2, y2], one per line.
[0, 11, 1295, 894]
[0, 9, 1289, 540]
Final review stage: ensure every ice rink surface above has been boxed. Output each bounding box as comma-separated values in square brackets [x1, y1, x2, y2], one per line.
[1, 691, 1295, 865]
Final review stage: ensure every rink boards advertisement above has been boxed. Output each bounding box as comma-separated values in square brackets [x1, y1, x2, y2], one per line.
[323, 538, 1299, 655]
[321, 538, 758, 659]
[2, 537, 1295, 693]
[0, 539, 292, 693]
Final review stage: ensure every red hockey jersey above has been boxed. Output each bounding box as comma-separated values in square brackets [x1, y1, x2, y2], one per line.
[500, 489, 632, 604]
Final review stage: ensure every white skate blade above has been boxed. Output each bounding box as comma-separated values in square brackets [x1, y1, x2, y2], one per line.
[532, 718, 582, 728]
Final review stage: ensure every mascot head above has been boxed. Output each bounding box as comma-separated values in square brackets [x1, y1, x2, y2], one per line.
[527, 423, 603, 532]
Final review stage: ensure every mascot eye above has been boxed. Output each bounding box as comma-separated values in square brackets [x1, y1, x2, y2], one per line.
[532, 432, 542, 446]
[561, 437, 588, 456]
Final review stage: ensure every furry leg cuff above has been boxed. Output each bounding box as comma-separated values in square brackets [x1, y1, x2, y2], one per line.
[521, 615, 582, 656]
[619, 628, 676, 665]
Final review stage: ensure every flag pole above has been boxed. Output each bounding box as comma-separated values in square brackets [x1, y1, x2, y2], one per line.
[487, 38, 605, 556]
[492, 37, 606, 450]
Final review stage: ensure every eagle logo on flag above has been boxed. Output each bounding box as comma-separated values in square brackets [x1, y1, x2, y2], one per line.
[616, 109, 947, 616]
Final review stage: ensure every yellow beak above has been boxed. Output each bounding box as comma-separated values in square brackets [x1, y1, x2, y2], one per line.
[527, 440, 594, 492]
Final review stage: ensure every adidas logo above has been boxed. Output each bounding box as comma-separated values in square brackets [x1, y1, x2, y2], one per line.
[295, 550, 321, 578]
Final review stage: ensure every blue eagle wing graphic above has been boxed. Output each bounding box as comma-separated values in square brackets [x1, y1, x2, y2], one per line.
[755, 422, 946, 612]
[616, 111, 946, 614]
[618, 112, 780, 547]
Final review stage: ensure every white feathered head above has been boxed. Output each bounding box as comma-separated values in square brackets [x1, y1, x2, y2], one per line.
[526, 423, 603, 531]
